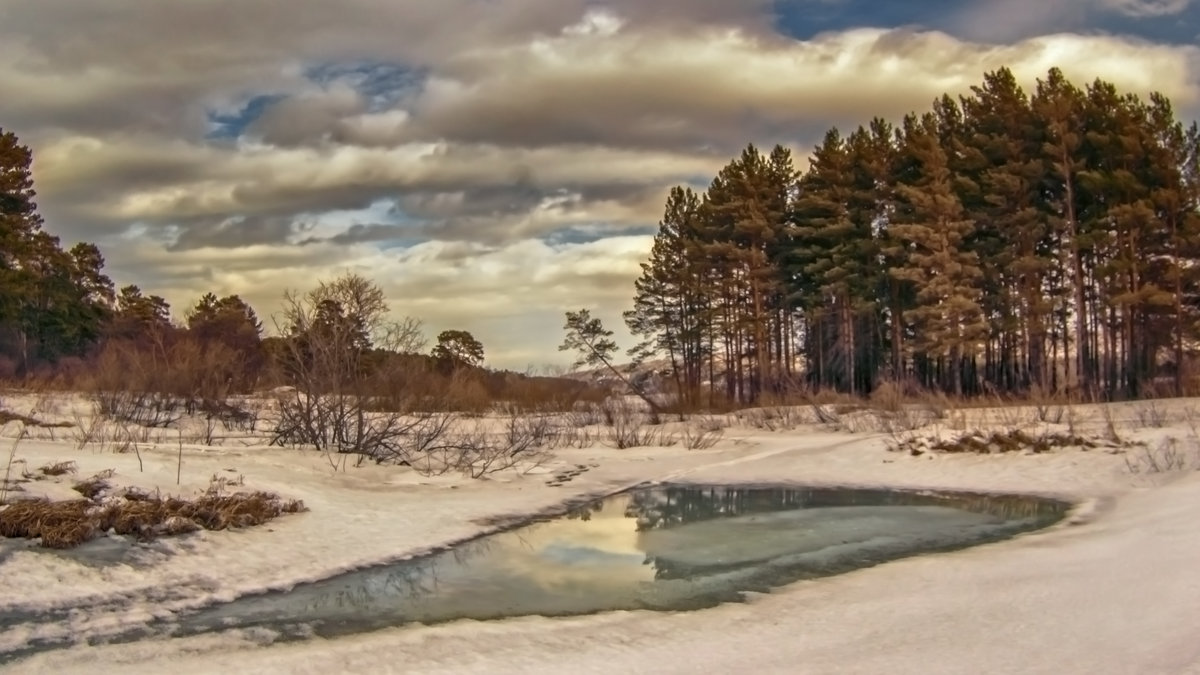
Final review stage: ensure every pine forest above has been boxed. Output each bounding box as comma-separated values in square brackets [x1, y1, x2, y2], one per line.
[626, 67, 1200, 405]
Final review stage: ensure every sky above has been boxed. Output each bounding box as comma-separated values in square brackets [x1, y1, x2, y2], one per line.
[1, 0, 1198, 369]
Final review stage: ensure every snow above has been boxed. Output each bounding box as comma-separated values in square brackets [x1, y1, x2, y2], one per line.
[1, 392, 1199, 674]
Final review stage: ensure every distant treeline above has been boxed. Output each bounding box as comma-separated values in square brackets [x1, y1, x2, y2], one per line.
[626, 67, 1200, 404]
[0, 132, 600, 409]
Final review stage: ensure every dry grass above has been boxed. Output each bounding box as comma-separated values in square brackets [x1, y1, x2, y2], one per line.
[0, 405, 74, 429]
[1124, 437, 1200, 474]
[38, 460, 77, 477]
[891, 429, 1111, 457]
[0, 488, 306, 549]
[72, 474, 112, 500]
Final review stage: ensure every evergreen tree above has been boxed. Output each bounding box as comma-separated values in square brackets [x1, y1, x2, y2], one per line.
[961, 67, 1051, 390]
[0, 128, 114, 371]
[889, 116, 988, 395]
[431, 330, 485, 370]
[701, 144, 797, 402]
[627, 68, 1200, 401]
[1033, 68, 1091, 394]
[625, 186, 711, 406]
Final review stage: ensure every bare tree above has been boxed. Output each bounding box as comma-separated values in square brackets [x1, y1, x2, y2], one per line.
[270, 273, 430, 459]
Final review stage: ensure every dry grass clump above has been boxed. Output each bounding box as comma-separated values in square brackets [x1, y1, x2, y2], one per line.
[72, 475, 112, 500]
[0, 499, 97, 549]
[0, 485, 306, 549]
[892, 429, 1105, 457]
[0, 408, 73, 429]
[0, 409, 40, 427]
[38, 460, 77, 477]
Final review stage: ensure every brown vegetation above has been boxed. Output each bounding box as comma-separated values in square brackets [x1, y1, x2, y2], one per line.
[890, 429, 1114, 457]
[0, 486, 305, 549]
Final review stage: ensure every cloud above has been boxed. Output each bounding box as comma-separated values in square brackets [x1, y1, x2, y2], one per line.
[1101, 0, 1191, 16]
[106, 235, 649, 367]
[3, 1, 1199, 366]
[951, 0, 1196, 42]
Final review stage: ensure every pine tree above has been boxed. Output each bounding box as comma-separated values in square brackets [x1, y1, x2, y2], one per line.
[625, 186, 711, 407]
[1034, 68, 1091, 394]
[625, 67, 1200, 402]
[961, 67, 1051, 390]
[701, 144, 796, 402]
[788, 128, 883, 393]
[0, 129, 114, 371]
[890, 116, 988, 395]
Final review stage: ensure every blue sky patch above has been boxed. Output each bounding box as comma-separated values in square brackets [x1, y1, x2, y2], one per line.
[206, 93, 287, 139]
[304, 60, 428, 112]
[772, 0, 1200, 44]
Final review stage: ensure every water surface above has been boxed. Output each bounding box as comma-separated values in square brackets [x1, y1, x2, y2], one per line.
[173, 484, 1068, 640]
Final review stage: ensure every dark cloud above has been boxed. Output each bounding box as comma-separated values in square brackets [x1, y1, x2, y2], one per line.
[168, 214, 315, 251]
[3, 0, 1198, 366]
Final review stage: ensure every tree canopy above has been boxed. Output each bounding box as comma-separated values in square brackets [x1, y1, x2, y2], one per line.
[627, 67, 1200, 401]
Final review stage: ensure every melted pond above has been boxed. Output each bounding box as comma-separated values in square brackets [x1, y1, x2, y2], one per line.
[173, 485, 1067, 640]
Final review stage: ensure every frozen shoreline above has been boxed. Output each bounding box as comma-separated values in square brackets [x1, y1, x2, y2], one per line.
[1, 394, 1197, 673]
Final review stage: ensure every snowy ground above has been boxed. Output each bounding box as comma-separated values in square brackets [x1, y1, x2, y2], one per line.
[1, 392, 1198, 674]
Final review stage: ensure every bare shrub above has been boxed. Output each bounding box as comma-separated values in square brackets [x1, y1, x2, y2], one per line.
[742, 405, 807, 431]
[214, 398, 261, 433]
[502, 412, 560, 450]
[96, 390, 182, 428]
[449, 419, 555, 479]
[1124, 437, 1197, 474]
[682, 414, 726, 450]
[877, 406, 933, 434]
[1098, 401, 1122, 443]
[199, 413, 219, 446]
[1027, 384, 1069, 424]
[272, 390, 458, 465]
[86, 336, 247, 429]
[602, 399, 670, 449]
[71, 406, 111, 451]
[556, 423, 598, 449]
[920, 390, 953, 421]
[869, 380, 905, 414]
[269, 274, 436, 465]
[1133, 398, 1171, 429]
[568, 404, 604, 428]
[1, 428, 26, 504]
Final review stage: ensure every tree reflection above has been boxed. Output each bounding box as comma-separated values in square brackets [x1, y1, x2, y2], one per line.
[162, 485, 1066, 646]
[621, 485, 1066, 533]
[624, 486, 814, 532]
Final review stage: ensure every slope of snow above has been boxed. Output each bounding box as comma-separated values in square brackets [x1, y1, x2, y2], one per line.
[0, 393, 1198, 673]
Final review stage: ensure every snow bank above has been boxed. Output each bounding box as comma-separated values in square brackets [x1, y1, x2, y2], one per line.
[0, 392, 1197, 673]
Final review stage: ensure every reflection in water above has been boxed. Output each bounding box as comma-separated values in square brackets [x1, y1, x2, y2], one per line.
[169, 485, 1066, 642]
[0, 485, 1068, 663]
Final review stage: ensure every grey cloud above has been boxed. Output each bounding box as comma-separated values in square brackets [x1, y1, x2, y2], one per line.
[6, 1, 1200, 367]
[950, 0, 1193, 42]
[305, 223, 411, 246]
[1101, 0, 1191, 16]
[0, 0, 780, 140]
[247, 86, 368, 147]
[168, 214, 315, 251]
